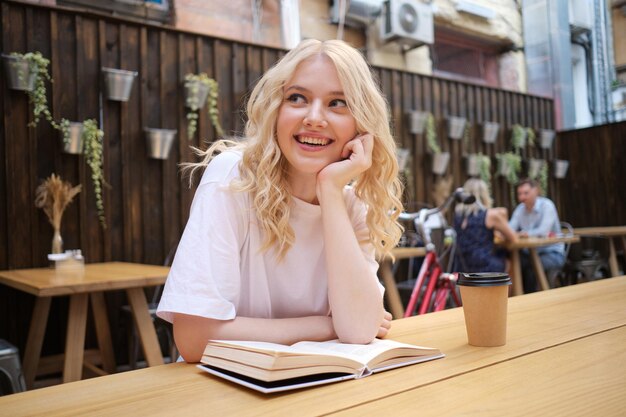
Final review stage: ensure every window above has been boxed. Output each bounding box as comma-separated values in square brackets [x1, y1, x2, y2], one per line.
[431, 28, 503, 87]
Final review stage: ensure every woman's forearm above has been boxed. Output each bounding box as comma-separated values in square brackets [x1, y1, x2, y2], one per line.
[318, 185, 384, 344]
[173, 313, 337, 362]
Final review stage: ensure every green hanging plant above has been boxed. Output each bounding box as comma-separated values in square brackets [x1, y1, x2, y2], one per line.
[7, 51, 61, 129]
[477, 153, 491, 189]
[184, 73, 224, 140]
[511, 124, 526, 153]
[526, 127, 536, 148]
[463, 122, 472, 149]
[425, 113, 441, 154]
[496, 152, 522, 206]
[82, 119, 107, 229]
[538, 162, 548, 196]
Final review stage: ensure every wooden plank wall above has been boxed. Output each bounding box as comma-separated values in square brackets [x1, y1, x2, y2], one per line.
[0, 1, 555, 361]
[555, 121, 626, 228]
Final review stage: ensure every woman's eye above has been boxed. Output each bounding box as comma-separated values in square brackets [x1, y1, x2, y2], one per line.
[329, 98, 348, 108]
[286, 93, 306, 104]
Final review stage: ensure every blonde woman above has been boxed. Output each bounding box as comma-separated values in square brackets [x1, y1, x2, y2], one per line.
[454, 178, 517, 273]
[157, 39, 404, 362]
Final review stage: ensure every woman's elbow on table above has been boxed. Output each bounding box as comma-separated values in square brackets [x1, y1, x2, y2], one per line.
[172, 313, 214, 363]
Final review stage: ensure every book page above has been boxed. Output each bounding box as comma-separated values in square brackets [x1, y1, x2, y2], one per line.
[290, 339, 438, 366]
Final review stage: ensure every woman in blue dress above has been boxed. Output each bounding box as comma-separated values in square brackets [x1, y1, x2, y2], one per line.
[454, 178, 517, 273]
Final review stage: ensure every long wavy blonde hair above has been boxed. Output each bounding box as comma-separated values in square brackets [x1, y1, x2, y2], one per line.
[184, 39, 404, 260]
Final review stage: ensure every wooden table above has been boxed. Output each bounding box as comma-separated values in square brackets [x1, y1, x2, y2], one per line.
[574, 226, 626, 277]
[1, 276, 623, 416]
[379, 246, 427, 319]
[0, 262, 170, 388]
[501, 235, 580, 295]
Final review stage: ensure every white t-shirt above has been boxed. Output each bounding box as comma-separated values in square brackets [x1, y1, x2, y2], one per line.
[156, 150, 381, 323]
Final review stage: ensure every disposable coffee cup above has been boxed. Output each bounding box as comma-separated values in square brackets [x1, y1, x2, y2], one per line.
[457, 272, 511, 347]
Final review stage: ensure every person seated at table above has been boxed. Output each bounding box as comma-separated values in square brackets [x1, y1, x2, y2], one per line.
[156, 39, 404, 362]
[509, 178, 565, 293]
[453, 178, 517, 273]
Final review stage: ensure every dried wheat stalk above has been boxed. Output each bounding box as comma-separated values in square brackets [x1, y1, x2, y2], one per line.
[35, 173, 81, 232]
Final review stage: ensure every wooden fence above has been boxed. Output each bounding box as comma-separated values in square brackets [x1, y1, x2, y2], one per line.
[555, 121, 626, 227]
[1, 0, 556, 361]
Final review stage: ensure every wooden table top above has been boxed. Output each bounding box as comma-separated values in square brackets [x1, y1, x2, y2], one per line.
[500, 234, 580, 250]
[335, 326, 626, 416]
[0, 262, 170, 296]
[1, 276, 624, 416]
[573, 226, 626, 237]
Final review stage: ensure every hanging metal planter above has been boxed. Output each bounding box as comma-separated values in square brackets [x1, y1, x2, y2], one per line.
[553, 159, 569, 179]
[432, 152, 450, 175]
[407, 110, 430, 135]
[539, 129, 555, 150]
[184, 79, 211, 110]
[2, 54, 37, 91]
[145, 128, 177, 159]
[396, 148, 411, 172]
[102, 67, 138, 101]
[62, 122, 85, 154]
[466, 154, 481, 176]
[448, 116, 466, 140]
[482, 121, 499, 144]
[528, 158, 544, 179]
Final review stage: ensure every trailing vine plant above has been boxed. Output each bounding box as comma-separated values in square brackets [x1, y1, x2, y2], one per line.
[511, 124, 526, 152]
[82, 119, 107, 228]
[425, 113, 440, 154]
[477, 153, 491, 190]
[184, 73, 224, 140]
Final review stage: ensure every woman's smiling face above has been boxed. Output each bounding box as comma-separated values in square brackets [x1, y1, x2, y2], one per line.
[276, 53, 358, 181]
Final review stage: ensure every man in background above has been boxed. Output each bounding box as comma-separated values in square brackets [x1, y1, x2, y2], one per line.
[509, 178, 565, 292]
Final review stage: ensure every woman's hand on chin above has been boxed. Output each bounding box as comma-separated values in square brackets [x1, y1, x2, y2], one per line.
[316, 133, 373, 194]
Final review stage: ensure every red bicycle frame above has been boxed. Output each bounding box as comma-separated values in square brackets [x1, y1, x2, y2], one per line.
[403, 251, 462, 317]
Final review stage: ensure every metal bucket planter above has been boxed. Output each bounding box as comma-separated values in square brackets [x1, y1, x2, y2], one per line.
[482, 121, 499, 144]
[539, 129, 555, 150]
[466, 154, 481, 176]
[498, 158, 513, 177]
[184, 79, 210, 110]
[62, 122, 85, 154]
[2, 54, 37, 91]
[145, 128, 177, 159]
[528, 158, 544, 178]
[396, 148, 410, 172]
[102, 67, 138, 101]
[448, 116, 466, 139]
[408, 110, 429, 134]
[432, 152, 450, 175]
[553, 159, 569, 179]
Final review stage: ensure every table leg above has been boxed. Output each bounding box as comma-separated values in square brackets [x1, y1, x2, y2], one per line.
[126, 288, 164, 366]
[608, 239, 619, 277]
[22, 296, 51, 389]
[380, 259, 404, 319]
[63, 293, 89, 383]
[90, 292, 117, 374]
[510, 249, 523, 296]
[530, 249, 550, 291]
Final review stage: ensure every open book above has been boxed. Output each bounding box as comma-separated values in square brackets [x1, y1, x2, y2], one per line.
[197, 338, 444, 393]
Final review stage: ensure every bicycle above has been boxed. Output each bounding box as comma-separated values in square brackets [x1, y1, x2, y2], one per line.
[399, 188, 475, 317]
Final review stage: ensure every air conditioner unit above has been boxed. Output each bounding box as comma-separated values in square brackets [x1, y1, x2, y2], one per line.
[380, 0, 434, 49]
